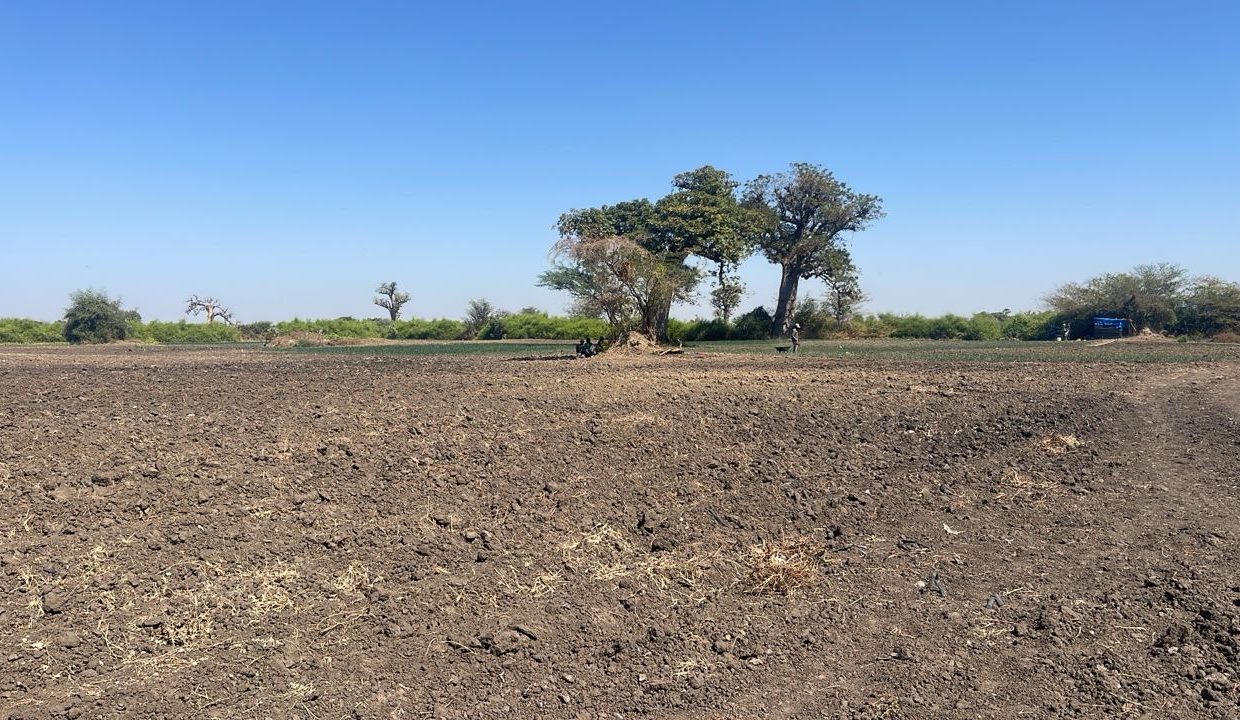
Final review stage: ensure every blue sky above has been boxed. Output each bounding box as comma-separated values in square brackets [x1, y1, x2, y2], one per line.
[2, 1, 1237, 322]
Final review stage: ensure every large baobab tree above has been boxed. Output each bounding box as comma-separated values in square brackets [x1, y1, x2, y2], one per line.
[373, 282, 410, 321]
[185, 295, 233, 324]
[745, 163, 884, 337]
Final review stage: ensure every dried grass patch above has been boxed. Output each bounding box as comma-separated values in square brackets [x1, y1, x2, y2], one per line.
[1037, 434, 1083, 454]
[559, 523, 713, 598]
[745, 536, 830, 595]
[331, 562, 377, 595]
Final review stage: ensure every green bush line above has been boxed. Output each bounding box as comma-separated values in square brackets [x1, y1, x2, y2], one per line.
[2, 304, 1235, 345]
[0, 318, 242, 344]
[0, 318, 66, 343]
[273, 312, 611, 341]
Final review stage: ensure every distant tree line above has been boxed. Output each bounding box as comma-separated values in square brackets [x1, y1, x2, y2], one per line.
[1044, 263, 1239, 339]
[2, 262, 1236, 345]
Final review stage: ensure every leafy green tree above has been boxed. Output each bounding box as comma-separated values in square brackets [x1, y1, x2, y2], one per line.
[549, 166, 759, 340]
[463, 298, 495, 337]
[965, 312, 1002, 340]
[790, 298, 833, 338]
[374, 281, 411, 321]
[656, 166, 761, 324]
[63, 289, 140, 344]
[710, 278, 745, 323]
[744, 163, 884, 337]
[819, 253, 867, 326]
[1175, 276, 1240, 336]
[999, 311, 1057, 340]
[732, 306, 774, 340]
[1045, 263, 1189, 334]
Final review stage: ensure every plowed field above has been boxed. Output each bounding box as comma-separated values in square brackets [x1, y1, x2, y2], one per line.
[1, 344, 1237, 719]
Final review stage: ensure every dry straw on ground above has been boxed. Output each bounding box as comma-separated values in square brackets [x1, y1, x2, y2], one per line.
[1037, 434, 1083, 455]
[745, 536, 830, 595]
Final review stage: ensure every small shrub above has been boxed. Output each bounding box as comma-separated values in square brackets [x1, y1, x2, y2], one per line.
[887, 314, 931, 338]
[681, 319, 730, 341]
[476, 317, 507, 340]
[732, 306, 773, 340]
[964, 312, 1002, 341]
[386, 318, 467, 340]
[791, 299, 833, 339]
[275, 317, 385, 339]
[238, 321, 275, 340]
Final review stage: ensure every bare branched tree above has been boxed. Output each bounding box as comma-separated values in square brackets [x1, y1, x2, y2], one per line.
[185, 294, 233, 324]
[374, 282, 411, 321]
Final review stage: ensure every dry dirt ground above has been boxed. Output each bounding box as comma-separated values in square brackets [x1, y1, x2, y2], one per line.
[1, 344, 1238, 720]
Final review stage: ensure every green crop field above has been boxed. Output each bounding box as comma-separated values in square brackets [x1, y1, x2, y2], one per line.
[268, 340, 576, 358]
[689, 339, 1239, 363]
[266, 338, 1238, 363]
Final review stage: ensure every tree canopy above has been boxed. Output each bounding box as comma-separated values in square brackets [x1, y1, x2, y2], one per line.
[1044, 263, 1240, 337]
[548, 166, 764, 339]
[1044, 263, 1189, 334]
[63, 289, 140, 344]
[744, 163, 884, 336]
[655, 166, 763, 323]
[539, 234, 699, 341]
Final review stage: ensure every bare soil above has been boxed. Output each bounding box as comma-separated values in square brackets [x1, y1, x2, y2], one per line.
[1, 345, 1238, 719]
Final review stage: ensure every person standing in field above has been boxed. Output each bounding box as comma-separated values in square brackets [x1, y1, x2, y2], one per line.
[791, 323, 801, 353]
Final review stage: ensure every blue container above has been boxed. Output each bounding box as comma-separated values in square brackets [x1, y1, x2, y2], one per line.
[1093, 317, 1126, 339]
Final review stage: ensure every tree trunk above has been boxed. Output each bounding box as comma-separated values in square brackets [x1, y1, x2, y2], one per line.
[652, 301, 671, 342]
[771, 263, 800, 338]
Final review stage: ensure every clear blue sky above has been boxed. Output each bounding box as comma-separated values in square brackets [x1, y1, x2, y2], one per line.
[2, 1, 1237, 322]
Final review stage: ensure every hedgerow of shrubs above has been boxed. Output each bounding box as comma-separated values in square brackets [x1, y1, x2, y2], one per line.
[0, 318, 64, 343]
[131, 320, 242, 344]
[0, 308, 1063, 344]
[497, 311, 610, 340]
[4, 291, 1232, 345]
[271, 312, 611, 342]
[667, 306, 1060, 342]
